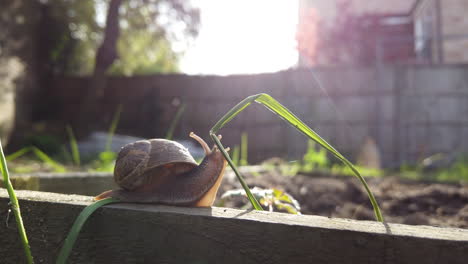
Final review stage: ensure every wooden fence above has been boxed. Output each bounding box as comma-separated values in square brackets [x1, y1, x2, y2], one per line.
[47, 65, 468, 166]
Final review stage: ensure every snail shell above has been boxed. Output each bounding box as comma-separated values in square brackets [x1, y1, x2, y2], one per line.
[95, 132, 227, 207]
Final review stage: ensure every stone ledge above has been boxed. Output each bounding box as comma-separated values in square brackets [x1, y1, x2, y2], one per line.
[1, 189, 467, 263]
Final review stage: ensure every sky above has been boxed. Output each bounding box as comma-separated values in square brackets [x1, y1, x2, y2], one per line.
[180, 0, 299, 75]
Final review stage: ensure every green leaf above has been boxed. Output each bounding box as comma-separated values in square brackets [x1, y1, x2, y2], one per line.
[209, 134, 263, 210]
[66, 125, 81, 166]
[56, 198, 119, 263]
[211, 93, 383, 222]
[6, 147, 32, 162]
[0, 141, 34, 263]
[106, 105, 123, 153]
[31, 147, 67, 173]
[165, 103, 186, 140]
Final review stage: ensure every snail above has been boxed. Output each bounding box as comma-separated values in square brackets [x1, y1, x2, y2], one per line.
[95, 132, 228, 207]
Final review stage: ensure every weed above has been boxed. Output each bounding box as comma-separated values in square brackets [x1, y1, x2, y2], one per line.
[221, 187, 301, 214]
[0, 140, 33, 263]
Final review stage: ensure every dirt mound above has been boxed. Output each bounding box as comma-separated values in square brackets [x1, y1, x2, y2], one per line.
[218, 170, 468, 228]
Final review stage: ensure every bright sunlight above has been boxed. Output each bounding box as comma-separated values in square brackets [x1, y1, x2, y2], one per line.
[181, 0, 299, 75]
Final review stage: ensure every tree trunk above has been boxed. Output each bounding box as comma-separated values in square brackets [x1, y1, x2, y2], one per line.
[77, 0, 122, 137]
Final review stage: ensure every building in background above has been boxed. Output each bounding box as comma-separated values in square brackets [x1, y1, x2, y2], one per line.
[298, 0, 468, 66]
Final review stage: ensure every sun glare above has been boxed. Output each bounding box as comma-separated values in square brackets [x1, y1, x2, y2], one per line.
[181, 0, 299, 75]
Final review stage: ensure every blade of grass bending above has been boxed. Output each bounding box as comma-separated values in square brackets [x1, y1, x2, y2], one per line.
[210, 134, 263, 210]
[211, 93, 383, 222]
[165, 103, 186, 140]
[56, 198, 119, 264]
[66, 125, 80, 166]
[0, 141, 34, 263]
[31, 147, 67, 173]
[105, 104, 123, 152]
[6, 147, 32, 162]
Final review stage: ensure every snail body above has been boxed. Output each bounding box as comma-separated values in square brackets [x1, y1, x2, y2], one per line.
[95, 132, 227, 207]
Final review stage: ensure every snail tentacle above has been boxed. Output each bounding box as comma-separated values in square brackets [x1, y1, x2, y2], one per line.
[189, 132, 211, 155]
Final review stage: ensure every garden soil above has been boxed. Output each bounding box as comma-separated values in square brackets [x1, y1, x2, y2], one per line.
[218, 169, 468, 229]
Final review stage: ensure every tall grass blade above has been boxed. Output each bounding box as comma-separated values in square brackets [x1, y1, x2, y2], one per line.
[31, 147, 67, 172]
[165, 103, 186, 140]
[0, 141, 34, 263]
[231, 145, 240, 166]
[6, 147, 32, 162]
[211, 93, 384, 222]
[105, 104, 123, 152]
[240, 132, 248, 166]
[66, 125, 81, 166]
[210, 134, 263, 210]
[56, 198, 118, 264]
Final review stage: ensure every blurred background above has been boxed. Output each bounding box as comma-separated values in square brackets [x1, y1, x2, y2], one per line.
[1, 0, 468, 225]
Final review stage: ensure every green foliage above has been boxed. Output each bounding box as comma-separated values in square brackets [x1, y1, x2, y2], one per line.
[43, 0, 200, 75]
[109, 35, 179, 75]
[330, 164, 382, 177]
[66, 125, 80, 166]
[221, 187, 301, 214]
[24, 133, 63, 155]
[240, 132, 249, 166]
[399, 155, 468, 182]
[302, 140, 328, 172]
[105, 104, 123, 152]
[45, 0, 99, 75]
[6, 146, 67, 173]
[435, 156, 468, 181]
[231, 145, 240, 166]
[56, 198, 119, 264]
[30, 147, 67, 173]
[0, 140, 34, 263]
[165, 103, 186, 140]
[210, 93, 384, 221]
[6, 147, 32, 162]
[90, 151, 117, 172]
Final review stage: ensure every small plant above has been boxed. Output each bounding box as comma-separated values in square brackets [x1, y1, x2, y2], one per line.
[66, 125, 80, 166]
[229, 132, 248, 167]
[221, 187, 301, 214]
[399, 154, 468, 182]
[301, 140, 329, 172]
[91, 151, 117, 172]
[165, 102, 186, 140]
[435, 155, 468, 181]
[0, 140, 34, 263]
[231, 145, 240, 166]
[209, 94, 383, 221]
[7, 146, 67, 173]
[105, 105, 123, 152]
[240, 132, 249, 166]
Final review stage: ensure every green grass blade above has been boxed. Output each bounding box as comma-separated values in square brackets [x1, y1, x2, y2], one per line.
[0, 141, 34, 263]
[211, 93, 384, 222]
[56, 198, 119, 264]
[66, 125, 81, 166]
[240, 132, 248, 166]
[31, 147, 67, 173]
[105, 104, 123, 152]
[6, 147, 32, 162]
[210, 134, 263, 210]
[165, 103, 186, 140]
[231, 145, 240, 166]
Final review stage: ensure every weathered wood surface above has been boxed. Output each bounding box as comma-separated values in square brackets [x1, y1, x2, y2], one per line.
[0, 189, 467, 263]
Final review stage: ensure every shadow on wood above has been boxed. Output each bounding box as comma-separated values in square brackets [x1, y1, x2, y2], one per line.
[0, 189, 467, 263]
